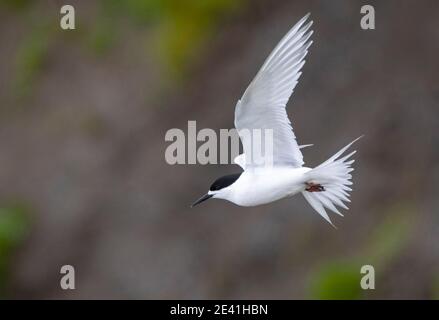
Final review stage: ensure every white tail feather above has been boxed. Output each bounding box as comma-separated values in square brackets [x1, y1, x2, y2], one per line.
[302, 136, 362, 226]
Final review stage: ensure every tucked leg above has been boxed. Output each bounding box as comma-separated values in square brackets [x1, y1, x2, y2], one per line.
[305, 182, 325, 192]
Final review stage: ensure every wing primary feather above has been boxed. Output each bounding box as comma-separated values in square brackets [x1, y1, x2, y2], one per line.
[234, 13, 314, 168]
[260, 13, 311, 71]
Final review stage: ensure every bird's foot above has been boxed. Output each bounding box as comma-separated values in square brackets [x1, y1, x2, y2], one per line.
[305, 182, 325, 192]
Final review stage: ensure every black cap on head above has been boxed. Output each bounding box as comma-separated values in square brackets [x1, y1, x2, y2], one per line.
[191, 173, 242, 208]
[209, 173, 242, 191]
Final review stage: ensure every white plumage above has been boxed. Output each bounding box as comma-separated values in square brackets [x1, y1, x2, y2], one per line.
[192, 14, 361, 226]
[235, 13, 313, 168]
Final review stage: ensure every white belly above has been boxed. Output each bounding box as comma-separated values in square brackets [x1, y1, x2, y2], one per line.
[228, 167, 311, 206]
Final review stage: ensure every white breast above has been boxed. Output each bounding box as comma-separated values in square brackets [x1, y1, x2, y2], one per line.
[226, 167, 312, 206]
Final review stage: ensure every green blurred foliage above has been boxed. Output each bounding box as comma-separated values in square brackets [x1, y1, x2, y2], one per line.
[0, 204, 31, 296]
[8, 0, 246, 97]
[364, 205, 412, 269]
[101, 0, 245, 76]
[308, 205, 413, 299]
[83, 16, 117, 56]
[3, 1, 245, 291]
[309, 261, 362, 299]
[0, 0, 32, 11]
[153, 0, 243, 75]
[13, 21, 52, 98]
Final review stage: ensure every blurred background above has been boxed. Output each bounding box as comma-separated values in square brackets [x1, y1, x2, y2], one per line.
[0, 0, 438, 299]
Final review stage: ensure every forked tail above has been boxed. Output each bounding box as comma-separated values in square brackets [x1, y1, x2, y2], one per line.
[302, 136, 362, 227]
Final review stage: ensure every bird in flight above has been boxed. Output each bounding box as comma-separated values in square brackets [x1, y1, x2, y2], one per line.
[191, 13, 361, 226]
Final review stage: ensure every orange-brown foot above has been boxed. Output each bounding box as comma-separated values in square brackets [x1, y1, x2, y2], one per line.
[305, 182, 325, 192]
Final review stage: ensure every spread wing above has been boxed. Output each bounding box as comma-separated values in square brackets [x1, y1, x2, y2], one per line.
[234, 13, 313, 168]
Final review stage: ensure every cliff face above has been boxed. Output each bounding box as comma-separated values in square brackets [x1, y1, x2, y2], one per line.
[0, 0, 438, 299]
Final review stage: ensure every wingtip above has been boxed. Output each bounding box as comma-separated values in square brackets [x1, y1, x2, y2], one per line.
[297, 13, 311, 26]
[303, 20, 313, 30]
[345, 135, 364, 150]
[347, 135, 364, 148]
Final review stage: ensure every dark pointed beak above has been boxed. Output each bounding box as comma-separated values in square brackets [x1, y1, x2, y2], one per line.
[191, 193, 213, 207]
